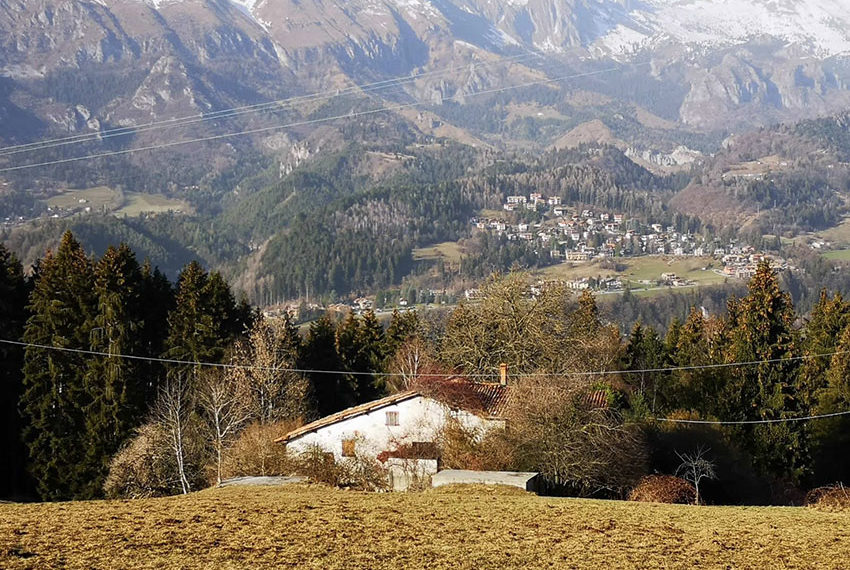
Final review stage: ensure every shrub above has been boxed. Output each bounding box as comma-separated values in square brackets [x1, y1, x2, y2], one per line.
[104, 423, 176, 499]
[295, 445, 344, 486]
[806, 484, 850, 511]
[628, 475, 696, 505]
[294, 444, 389, 491]
[438, 419, 515, 472]
[220, 420, 300, 480]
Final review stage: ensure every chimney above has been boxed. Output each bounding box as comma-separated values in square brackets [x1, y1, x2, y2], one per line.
[499, 363, 508, 386]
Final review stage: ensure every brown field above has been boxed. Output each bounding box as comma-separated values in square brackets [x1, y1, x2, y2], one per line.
[2, 485, 849, 569]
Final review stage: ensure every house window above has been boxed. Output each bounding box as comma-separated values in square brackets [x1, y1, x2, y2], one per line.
[385, 411, 400, 426]
[342, 438, 356, 457]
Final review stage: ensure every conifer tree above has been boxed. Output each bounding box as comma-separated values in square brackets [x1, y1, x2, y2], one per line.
[798, 290, 850, 408]
[165, 262, 241, 368]
[809, 325, 850, 483]
[81, 244, 146, 497]
[301, 315, 354, 416]
[724, 262, 808, 483]
[0, 244, 30, 499]
[336, 310, 386, 402]
[138, 261, 174, 405]
[21, 231, 97, 500]
[623, 323, 667, 412]
[384, 309, 420, 358]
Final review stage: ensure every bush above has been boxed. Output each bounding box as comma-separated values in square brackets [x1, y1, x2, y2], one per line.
[294, 444, 389, 491]
[806, 484, 850, 511]
[220, 421, 300, 480]
[438, 419, 515, 472]
[628, 475, 696, 505]
[104, 423, 176, 499]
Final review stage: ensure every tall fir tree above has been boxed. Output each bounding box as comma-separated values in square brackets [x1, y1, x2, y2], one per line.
[0, 244, 31, 499]
[798, 290, 850, 408]
[724, 262, 809, 483]
[165, 262, 242, 369]
[20, 231, 97, 500]
[336, 310, 386, 403]
[623, 323, 667, 412]
[138, 260, 174, 405]
[301, 314, 355, 416]
[809, 325, 850, 483]
[81, 244, 147, 497]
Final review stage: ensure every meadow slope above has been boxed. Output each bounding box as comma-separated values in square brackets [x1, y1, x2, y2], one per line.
[1, 485, 848, 569]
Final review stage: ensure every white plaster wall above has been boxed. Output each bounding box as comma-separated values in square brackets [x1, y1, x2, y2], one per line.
[285, 396, 502, 461]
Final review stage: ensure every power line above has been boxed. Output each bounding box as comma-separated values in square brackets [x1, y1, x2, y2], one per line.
[655, 410, 850, 425]
[0, 53, 539, 158]
[6, 337, 850, 425]
[2, 336, 846, 378]
[0, 62, 650, 174]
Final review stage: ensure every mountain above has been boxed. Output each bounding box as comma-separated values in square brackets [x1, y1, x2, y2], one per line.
[4, 1, 850, 303]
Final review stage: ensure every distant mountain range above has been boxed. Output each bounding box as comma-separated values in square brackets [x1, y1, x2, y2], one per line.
[4, 1, 850, 303]
[2, 0, 850, 147]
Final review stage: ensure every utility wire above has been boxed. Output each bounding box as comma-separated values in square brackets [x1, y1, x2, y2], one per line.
[0, 53, 538, 157]
[655, 410, 850, 425]
[0, 62, 650, 174]
[2, 337, 846, 378]
[6, 337, 848, 425]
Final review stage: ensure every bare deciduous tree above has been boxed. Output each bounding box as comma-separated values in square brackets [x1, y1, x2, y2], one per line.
[507, 375, 647, 496]
[231, 318, 311, 424]
[151, 373, 196, 495]
[676, 447, 717, 505]
[197, 369, 252, 486]
[386, 336, 434, 393]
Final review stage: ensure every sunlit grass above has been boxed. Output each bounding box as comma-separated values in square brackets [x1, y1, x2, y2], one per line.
[1, 485, 847, 569]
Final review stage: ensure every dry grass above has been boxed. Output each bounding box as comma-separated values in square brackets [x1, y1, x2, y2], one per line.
[2, 485, 849, 569]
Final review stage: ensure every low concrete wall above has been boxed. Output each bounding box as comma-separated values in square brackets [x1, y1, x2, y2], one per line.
[431, 470, 541, 493]
[219, 476, 306, 487]
[387, 458, 439, 492]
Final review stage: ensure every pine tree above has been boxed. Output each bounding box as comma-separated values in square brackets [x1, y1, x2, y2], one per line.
[138, 261, 174, 405]
[301, 315, 354, 416]
[798, 290, 850, 408]
[384, 309, 420, 358]
[623, 323, 667, 412]
[809, 324, 850, 483]
[0, 244, 30, 499]
[724, 262, 808, 483]
[20, 231, 97, 500]
[81, 244, 146, 497]
[165, 262, 241, 368]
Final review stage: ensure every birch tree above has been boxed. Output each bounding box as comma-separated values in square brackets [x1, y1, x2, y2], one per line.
[152, 373, 196, 495]
[198, 370, 251, 485]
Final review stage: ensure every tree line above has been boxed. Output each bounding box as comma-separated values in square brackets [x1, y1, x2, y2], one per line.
[5, 234, 850, 504]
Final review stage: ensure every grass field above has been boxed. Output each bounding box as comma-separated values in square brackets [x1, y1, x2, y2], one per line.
[413, 242, 465, 265]
[46, 187, 191, 217]
[541, 256, 726, 289]
[116, 192, 192, 216]
[1, 485, 848, 569]
[822, 249, 850, 262]
[46, 186, 122, 211]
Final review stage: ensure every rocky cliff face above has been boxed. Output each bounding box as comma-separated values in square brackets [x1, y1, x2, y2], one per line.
[2, 0, 850, 152]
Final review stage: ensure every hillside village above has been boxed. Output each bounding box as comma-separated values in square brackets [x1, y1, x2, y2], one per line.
[472, 192, 791, 291]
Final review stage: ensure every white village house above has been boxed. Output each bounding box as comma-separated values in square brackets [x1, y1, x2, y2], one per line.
[277, 383, 509, 461]
[275, 382, 511, 489]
